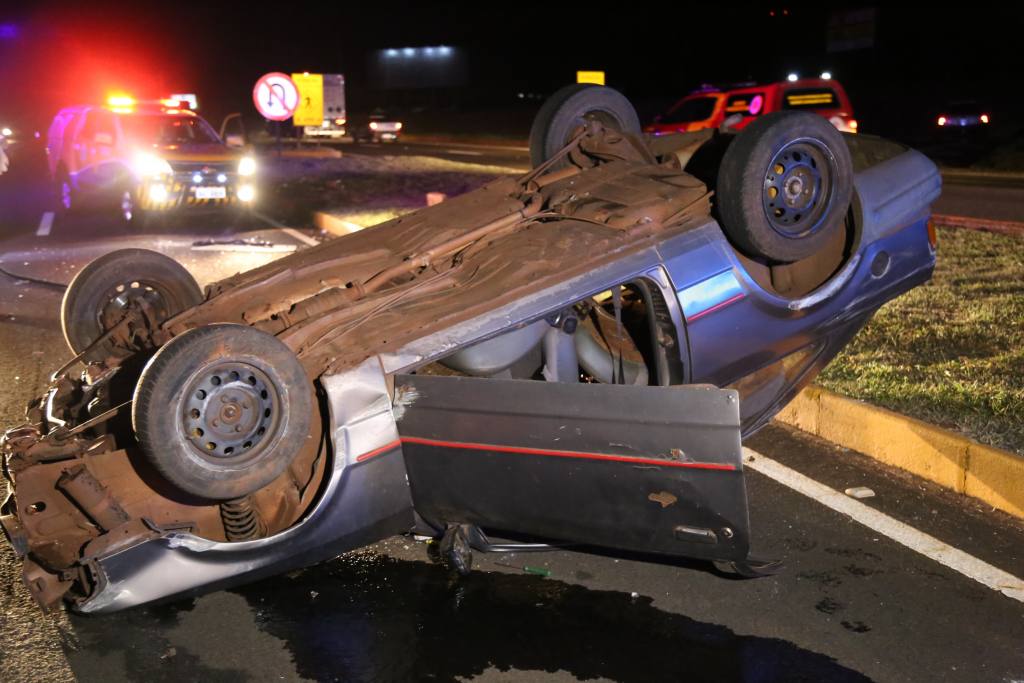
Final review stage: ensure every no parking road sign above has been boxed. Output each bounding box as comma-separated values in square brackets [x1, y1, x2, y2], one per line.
[253, 72, 299, 121]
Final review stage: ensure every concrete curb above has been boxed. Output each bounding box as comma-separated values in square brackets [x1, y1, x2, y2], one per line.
[314, 212, 366, 236]
[775, 386, 1024, 519]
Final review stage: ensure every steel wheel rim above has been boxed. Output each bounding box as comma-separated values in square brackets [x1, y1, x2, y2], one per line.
[98, 280, 172, 331]
[761, 138, 837, 239]
[179, 361, 282, 462]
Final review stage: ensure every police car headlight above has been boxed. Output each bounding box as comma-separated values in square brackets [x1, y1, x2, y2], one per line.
[134, 152, 173, 178]
[238, 156, 257, 177]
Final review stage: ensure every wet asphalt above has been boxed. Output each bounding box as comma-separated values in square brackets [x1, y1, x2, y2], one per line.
[1, 146, 1023, 683]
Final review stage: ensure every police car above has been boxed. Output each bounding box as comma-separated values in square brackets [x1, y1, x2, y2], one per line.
[46, 96, 257, 225]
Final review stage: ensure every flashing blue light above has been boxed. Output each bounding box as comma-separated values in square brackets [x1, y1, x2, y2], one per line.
[0, 23, 17, 39]
[438, 45, 452, 56]
[402, 47, 415, 57]
[385, 48, 398, 57]
[424, 46, 436, 56]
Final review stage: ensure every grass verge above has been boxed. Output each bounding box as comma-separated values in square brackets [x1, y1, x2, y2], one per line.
[818, 226, 1024, 455]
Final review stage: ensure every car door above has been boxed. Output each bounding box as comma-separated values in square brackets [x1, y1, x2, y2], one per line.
[76, 109, 121, 198]
[394, 374, 750, 563]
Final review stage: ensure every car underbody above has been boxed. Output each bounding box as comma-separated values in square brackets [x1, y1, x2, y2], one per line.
[1, 88, 939, 612]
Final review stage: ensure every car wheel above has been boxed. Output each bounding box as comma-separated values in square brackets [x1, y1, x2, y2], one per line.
[55, 169, 74, 214]
[119, 189, 151, 229]
[716, 111, 853, 263]
[132, 324, 313, 501]
[529, 84, 641, 168]
[61, 248, 203, 357]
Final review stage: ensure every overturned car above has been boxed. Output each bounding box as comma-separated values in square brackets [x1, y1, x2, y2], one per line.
[1, 85, 939, 612]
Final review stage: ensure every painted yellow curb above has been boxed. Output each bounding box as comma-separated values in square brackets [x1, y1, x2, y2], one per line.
[314, 212, 366, 236]
[775, 386, 1023, 519]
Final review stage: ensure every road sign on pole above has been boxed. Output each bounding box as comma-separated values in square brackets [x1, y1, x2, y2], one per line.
[253, 72, 300, 121]
[291, 72, 324, 127]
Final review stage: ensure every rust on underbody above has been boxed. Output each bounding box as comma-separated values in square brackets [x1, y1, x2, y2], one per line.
[1, 122, 713, 608]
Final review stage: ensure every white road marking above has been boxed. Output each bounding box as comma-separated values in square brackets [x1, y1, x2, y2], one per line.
[743, 447, 1024, 603]
[445, 149, 484, 157]
[251, 211, 320, 247]
[190, 243, 296, 253]
[35, 212, 54, 237]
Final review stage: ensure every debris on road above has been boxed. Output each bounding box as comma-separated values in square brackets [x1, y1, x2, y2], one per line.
[845, 487, 877, 499]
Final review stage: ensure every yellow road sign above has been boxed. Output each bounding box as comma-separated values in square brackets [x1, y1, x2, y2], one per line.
[576, 71, 605, 85]
[291, 72, 324, 126]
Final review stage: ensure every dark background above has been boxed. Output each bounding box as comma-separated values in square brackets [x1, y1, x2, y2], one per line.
[2, 2, 1022, 144]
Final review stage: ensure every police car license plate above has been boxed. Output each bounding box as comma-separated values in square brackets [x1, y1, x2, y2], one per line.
[195, 187, 226, 200]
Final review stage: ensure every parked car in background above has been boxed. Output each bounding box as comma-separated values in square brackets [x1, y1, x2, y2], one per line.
[936, 100, 991, 132]
[46, 96, 257, 226]
[352, 108, 403, 143]
[647, 76, 857, 135]
[3, 84, 938, 613]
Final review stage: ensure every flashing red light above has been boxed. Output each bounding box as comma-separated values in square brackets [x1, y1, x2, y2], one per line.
[848, 119, 858, 132]
[937, 116, 947, 126]
[980, 113, 990, 124]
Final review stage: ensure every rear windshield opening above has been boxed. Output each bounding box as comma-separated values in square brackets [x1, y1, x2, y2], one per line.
[419, 279, 684, 387]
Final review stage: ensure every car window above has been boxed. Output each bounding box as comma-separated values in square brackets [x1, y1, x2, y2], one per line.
[782, 88, 839, 109]
[81, 110, 117, 142]
[725, 92, 765, 116]
[119, 115, 221, 146]
[662, 97, 717, 124]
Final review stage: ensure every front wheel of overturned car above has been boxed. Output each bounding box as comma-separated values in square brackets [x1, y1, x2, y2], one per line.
[132, 324, 313, 501]
[61, 248, 204, 357]
[716, 111, 853, 263]
[529, 83, 642, 168]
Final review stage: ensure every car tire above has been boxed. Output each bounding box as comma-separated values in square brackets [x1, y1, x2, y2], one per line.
[119, 189, 149, 229]
[132, 324, 313, 501]
[529, 84, 642, 168]
[55, 168, 75, 214]
[716, 111, 853, 263]
[61, 249, 203, 357]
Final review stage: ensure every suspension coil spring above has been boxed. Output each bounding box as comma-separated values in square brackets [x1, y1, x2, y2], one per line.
[220, 496, 265, 541]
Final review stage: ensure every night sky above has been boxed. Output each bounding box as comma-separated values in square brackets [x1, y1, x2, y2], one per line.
[2, 2, 1022, 141]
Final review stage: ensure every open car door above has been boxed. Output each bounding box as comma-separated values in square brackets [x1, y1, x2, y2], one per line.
[395, 375, 751, 563]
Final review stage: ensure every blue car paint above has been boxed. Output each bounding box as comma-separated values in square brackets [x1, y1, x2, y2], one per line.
[659, 215, 935, 435]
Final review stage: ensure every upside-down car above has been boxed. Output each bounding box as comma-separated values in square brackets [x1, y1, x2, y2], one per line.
[1, 85, 940, 612]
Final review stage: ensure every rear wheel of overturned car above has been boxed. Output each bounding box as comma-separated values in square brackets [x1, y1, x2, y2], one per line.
[529, 83, 642, 168]
[132, 324, 313, 501]
[61, 248, 203, 357]
[716, 111, 853, 263]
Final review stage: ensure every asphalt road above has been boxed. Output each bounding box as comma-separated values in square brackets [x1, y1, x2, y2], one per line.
[1, 144, 1023, 683]
[933, 174, 1024, 223]
[340, 139, 1024, 225]
[332, 138, 530, 170]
